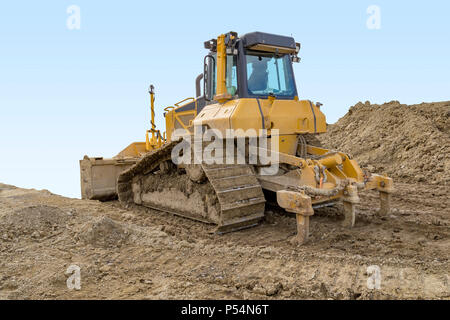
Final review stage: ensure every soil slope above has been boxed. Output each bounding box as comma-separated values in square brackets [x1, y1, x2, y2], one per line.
[318, 101, 450, 185]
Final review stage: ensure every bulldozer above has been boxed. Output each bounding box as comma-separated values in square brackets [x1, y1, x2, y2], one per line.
[80, 31, 393, 244]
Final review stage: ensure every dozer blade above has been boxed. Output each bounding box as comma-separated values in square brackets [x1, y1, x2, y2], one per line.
[80, 156, 138, 201]
[80, 142, 148, 201]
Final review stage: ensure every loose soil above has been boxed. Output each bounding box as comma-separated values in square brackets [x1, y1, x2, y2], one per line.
[1, 101, 448, 300]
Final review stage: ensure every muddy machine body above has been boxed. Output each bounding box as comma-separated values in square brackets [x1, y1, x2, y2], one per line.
[80, 32, 393, 243]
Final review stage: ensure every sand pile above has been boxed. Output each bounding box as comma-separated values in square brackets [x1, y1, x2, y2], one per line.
[318, 101, 450, 185]
[78, 216, 130, 248]
[0, 205, 68, 239]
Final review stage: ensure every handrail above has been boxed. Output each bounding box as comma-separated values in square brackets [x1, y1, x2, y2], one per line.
[174, 97, 195, 107]
[164, 106, 175, 112]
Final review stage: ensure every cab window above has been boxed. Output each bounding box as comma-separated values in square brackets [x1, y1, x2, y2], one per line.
[246, 52, 296, 97]
[226, 55, 237, 95]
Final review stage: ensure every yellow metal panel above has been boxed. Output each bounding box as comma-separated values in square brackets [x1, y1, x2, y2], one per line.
[194, 100, 239, 133]
[267, 99, 326, 134]
[276, 190, 314, 215]
[230, 99, 264, 134]
[164, 98, 198, 140]
[165, 109, 175, 142]
[193, 97, 327, 140]
[276, 135, 297, 155]
[365, 174, 394, 193]
[115, 142, 147, 158]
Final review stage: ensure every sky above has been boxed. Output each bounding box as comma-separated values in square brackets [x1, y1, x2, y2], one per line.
[0, 0, 449, 198]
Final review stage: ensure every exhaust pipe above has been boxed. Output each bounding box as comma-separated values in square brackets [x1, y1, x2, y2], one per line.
[195, 73, 203, 98]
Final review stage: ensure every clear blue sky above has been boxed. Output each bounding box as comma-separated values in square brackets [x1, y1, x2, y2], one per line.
[1, 0, 449, 198]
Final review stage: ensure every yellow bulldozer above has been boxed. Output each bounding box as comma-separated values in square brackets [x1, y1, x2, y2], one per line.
[80, 31, 393, 244]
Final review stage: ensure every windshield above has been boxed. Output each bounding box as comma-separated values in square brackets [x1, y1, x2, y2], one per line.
[246, 52, 296, 97]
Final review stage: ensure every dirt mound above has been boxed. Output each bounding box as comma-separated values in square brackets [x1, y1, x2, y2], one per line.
[0, 182, 448, 299]
[0, 205, 68, 239]
[318, 101, 450, 185]
[0, 183, 16, 190]
[78, 216, 130, 248]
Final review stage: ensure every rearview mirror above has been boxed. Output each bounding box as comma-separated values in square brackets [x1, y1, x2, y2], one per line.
[203, 54, 215, 101]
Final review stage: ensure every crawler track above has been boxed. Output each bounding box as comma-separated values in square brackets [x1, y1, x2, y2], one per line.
[117, 142, 265, 233]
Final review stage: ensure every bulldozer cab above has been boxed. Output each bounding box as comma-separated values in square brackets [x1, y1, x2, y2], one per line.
[162, 31, 303, 143]
[203, 31, 300, 102]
